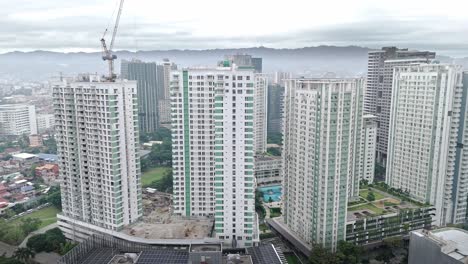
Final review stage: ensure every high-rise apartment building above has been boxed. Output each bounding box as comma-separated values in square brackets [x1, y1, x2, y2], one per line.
[267, 84, 285, 135]
[171, 63, 259, 248]
[361, 115, 377, 183]
[452, 72, 468, 224]
[53, 75, 142, 235]
[386, 64, 463, 226]
[365, 47, 435, 164]
[254, 74, 268, 153]
[159, 59, 178, 129]
[0, 104, 37, 136]
[225, 54, 262, 73]
[282, 78, 370, 251]
[121, 59, 159, 133]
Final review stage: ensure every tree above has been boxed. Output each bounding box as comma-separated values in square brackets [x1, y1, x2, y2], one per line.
[367, 192, 375, 202]
[59, 241, 77, 255]
[11, 204, 25, 215]
[336, 241, 362, 264]
[46, 186, 62, 209]
[267, 133, 283, 145]
[27, 228, 66, 253]
[267, 147, 281, 156]
[13, 247, 35, 264]
[2, 154, 12, 161]
[309, 244, 338, 264]
[268, 197, 273, 203]
[43, 137, 57, 154]
[0, 256, 23, 264]
[148, 170, 173, 193]
[19, 218, 41, 234]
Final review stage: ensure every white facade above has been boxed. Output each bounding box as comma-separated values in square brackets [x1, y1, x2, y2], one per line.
[158, 60, 177, 129]
[452, 72, 468, 224]
[386, 64, 463, 226]
[254, 74, 268, 154]
[0, 104, 37, 136]
[282, 78, 368, 251]
[36, 114, 55, 133]
[360, 115, 377, 183]
[53, 76, 142, 231]
[364, 47, 435, 164]
[254, 155, 282, 185]
[171, 63, 258, 248]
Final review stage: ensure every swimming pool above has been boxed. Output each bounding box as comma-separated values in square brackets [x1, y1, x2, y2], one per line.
[258, 185, 282, 202]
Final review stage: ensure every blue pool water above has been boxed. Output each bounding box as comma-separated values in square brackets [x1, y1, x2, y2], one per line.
[258, 185, 282, 202]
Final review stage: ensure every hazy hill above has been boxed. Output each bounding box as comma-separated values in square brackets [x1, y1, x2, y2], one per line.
[0, 46, 465, 81]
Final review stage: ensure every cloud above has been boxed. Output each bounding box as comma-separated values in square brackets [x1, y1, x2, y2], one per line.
[1, 0, 467, 57]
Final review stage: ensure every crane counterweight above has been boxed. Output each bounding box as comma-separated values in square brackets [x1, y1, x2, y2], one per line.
[101, 0, 125, 82]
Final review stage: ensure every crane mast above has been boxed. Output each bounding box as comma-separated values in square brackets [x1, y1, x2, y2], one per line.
[101, 0, 125, 82]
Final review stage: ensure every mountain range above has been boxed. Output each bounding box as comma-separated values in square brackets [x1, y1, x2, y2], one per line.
[0, 46, 466, 81]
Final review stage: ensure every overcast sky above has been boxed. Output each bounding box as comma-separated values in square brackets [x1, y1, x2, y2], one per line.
[2, 0, 468, 57]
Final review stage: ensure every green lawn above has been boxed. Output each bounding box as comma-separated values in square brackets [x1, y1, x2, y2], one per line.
[142, 167, 171, 187]
[285, 254, 300, 264]
[348, 202, 385, 215]
[360, 189, 385, 201]
[12, 206, 60, 229]
[270, 207, 282, 218]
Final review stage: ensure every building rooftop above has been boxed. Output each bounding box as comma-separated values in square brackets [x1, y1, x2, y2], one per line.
[347, 187, 429, 221]
[37, 153, 58, 162]
[12, 153, 37, 160]
[59, 234, 285, 264]
[431, 228, 468, 262]
[190, 244, 222, 252]
[36, 164, 56, 170]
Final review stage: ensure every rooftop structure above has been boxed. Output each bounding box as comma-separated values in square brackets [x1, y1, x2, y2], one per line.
[58, 234, 285, 264]
[409, 228, 468, 264]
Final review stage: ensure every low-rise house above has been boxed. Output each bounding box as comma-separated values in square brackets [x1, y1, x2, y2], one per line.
[35, 163, 59, 185]
[12, 153, 38, 166]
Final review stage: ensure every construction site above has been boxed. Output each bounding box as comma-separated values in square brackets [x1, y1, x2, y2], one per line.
[121, 189, 214, 240]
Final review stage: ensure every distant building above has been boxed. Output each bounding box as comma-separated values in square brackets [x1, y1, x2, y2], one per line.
[12, 153, 38, 165]
[29, 134, 43, 147]
[254, 74, 268, 153]
[365, 47, 436, 164]
[273, 72, 292, 86]
[225, 54, 262, 73]
[121, 59, 160, 133]
[267, 84, 284, 135]
[360, 115, 377, 183]
[409, 228, 468, 264]
[0, 104, 37, 136]
[254, 155, 281, 185]
[36, 114, 55, 133]
[159, 59, 178, 129]
[35, 164, 59, 185]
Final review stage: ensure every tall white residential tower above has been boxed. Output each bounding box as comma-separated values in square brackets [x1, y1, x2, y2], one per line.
[386, 64, 463, 226]
[171, 62, 259, 248]
[53, 75, 142, 236]
[282, 78, 371, 251]
[254, 74, 268, 153]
